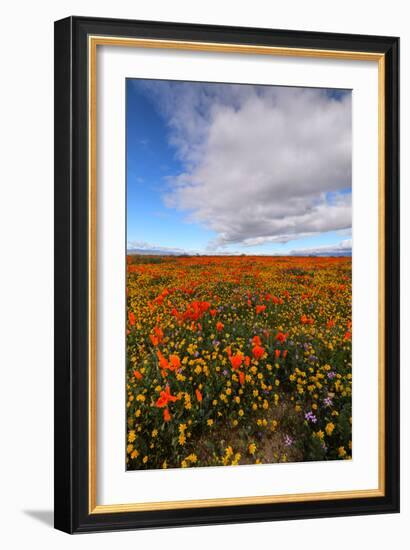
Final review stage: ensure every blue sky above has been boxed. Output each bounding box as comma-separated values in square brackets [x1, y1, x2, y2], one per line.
[126, 79, 352, 256]
[126, 82, 216, 252]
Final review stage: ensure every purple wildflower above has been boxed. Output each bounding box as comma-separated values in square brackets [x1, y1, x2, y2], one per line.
[284, 435, 294, 447]
[305, 411, 317, 423]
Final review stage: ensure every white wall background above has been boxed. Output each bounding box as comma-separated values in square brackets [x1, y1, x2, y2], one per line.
[0, 0, 407, 547]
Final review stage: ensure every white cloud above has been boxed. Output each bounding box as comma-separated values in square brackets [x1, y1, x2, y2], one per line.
[288, 239, 352, 256]
[127, 241, 188, 255]
[127, 241, 242, 256]
[127, 239, 351, 257]
[136, 81, 352, 250]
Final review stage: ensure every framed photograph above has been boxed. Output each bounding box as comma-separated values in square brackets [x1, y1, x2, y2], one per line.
[54, 16, 399, 533]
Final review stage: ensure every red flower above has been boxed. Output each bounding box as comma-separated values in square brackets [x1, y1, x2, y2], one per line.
[252, 335, 262, 346]
[195, 389, 203, 402]
[157, 351, 169, 370]
[238, 371, 245, 386]
[252, 345, 265, 360]
[230, 353, 243, 370]
[344, 331, 351, 340]
[255, 305, 266, 314]
[156, 385, 178, 408]
[128, 311, 136, 326]
[149, 334, 159, 346]
[163, 408, 171, 422]
[275, 331, 288, 344]
[168, 354, 181, 371]
[133, 370, 143, 381]
[154, 326, 164, 342]
[216, 321, 224, 332]
[275, 349, 281, 359]
[301, 314, 314, 325]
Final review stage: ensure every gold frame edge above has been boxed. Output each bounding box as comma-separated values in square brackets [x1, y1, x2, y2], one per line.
[88, 35, 386, 514]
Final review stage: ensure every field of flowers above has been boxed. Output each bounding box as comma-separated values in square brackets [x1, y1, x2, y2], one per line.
[126, 255, 352, 470]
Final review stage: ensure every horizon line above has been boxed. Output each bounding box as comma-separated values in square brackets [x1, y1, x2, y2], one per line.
[126, 251, 352, 258]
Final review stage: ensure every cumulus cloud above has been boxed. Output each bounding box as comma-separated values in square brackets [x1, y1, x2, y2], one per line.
[136, 81, 352, 250]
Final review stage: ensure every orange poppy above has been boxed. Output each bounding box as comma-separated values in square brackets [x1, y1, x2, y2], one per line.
[301, 314, 314, 325]
[154, 326, 164, 342]
[149, 334, 159, 346]
[157, 351, 169, 370]
[252, 345, 265, 360]
[276, 331, 288, 344]
[230, 353, 243, 370]
[156, 385, 178, 408]
[195, 389, 203, 402]
[169, 354, 181, 370]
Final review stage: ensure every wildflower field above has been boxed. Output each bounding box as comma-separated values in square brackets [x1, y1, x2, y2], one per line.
[126, 255, 352, 470]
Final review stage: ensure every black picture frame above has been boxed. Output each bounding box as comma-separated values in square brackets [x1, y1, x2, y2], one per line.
[54, 15, 400, 534]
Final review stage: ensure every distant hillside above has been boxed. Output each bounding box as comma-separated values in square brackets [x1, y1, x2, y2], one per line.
[127, 248, 185, 256]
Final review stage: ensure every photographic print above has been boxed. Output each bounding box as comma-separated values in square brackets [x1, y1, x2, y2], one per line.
[55, 17, 399, 532]
[126, 79, 352, 471]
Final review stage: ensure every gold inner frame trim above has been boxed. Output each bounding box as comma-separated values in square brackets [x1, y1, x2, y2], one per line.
[88, 35, 386, 514]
